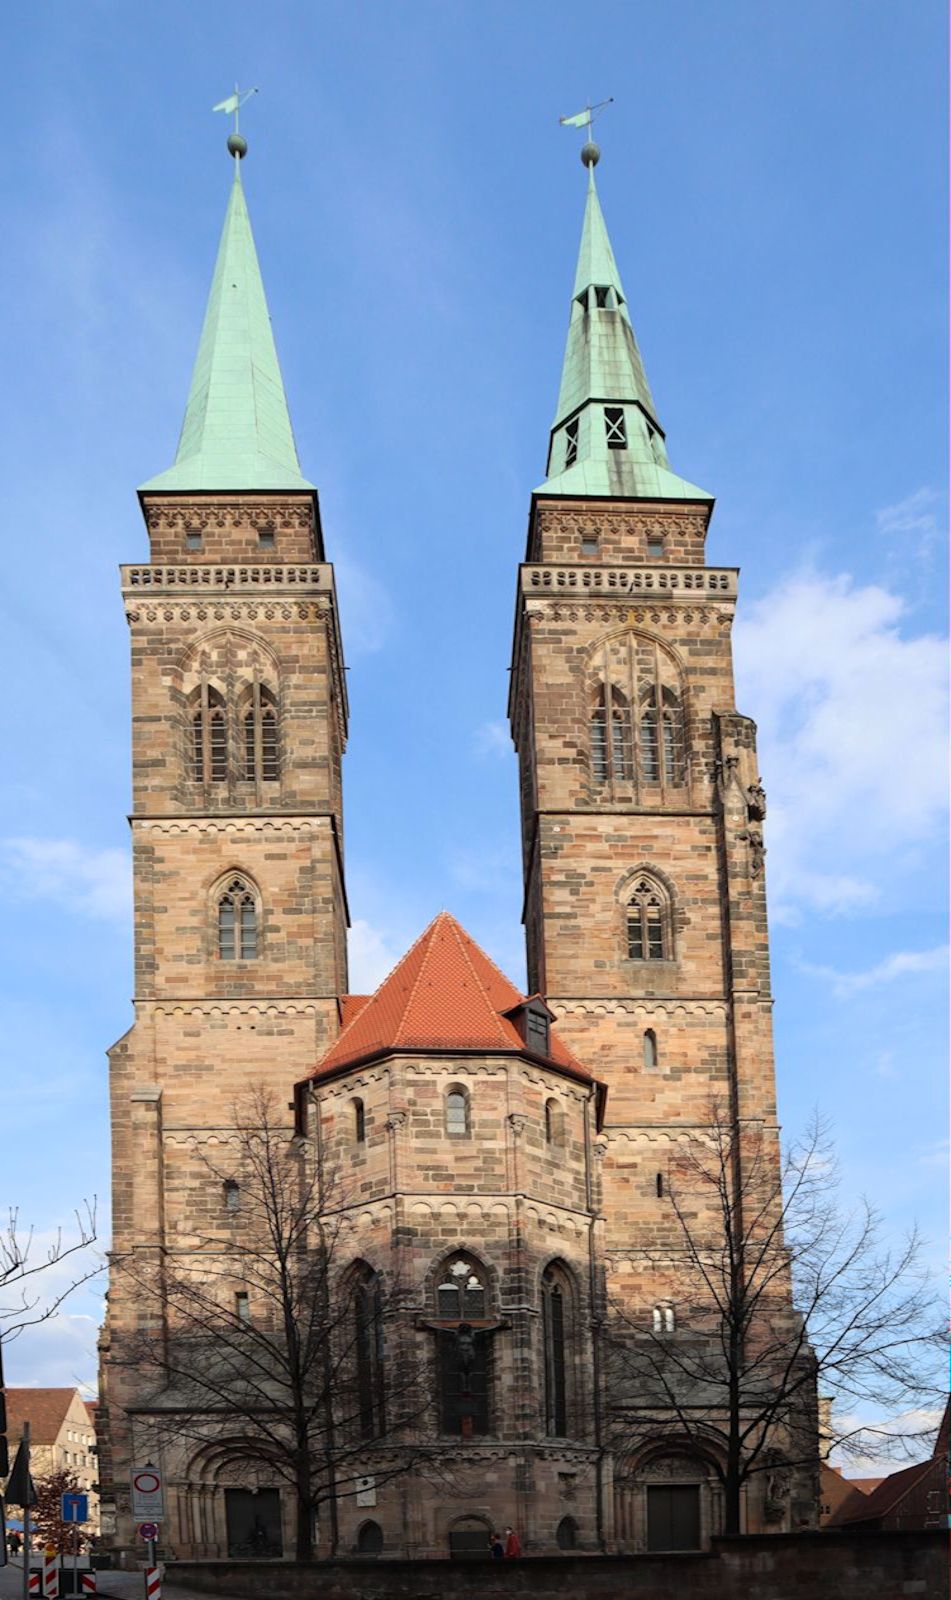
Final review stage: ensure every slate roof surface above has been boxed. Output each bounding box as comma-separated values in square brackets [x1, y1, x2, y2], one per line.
[6, 1388, 81, 1444]
[307, 911, 592, 1081]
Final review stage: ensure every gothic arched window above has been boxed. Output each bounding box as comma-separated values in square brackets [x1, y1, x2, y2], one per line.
[445, 1087, 470, 1138]
[434, 1255, 491, 1437]
[542, 1264, 574, 1437]
[243, 684, 280, 783]
[352, 1267, 385, 1440]
[625, 876, 671, 962]
[192, 686, 227, 784]
[353, 1098, 366, 1144]
[589, 635, 687, 798]
[436, 1257, 487, 1321]
[356, 1521, 383, 1555]
[218, 877, 258, 960]
[556, 1516, 578, 1550]
[590, 684, 632, 784]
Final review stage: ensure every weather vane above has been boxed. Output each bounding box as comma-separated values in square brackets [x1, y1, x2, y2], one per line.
[559, 97, 613, 167]
[212, 84, 259, 160]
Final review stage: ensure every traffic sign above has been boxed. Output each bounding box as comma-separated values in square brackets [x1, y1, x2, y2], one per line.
[138, 1522, 159, 1542]
[61, 1493, 88, 1524]
[130, 1465, 164, 1521]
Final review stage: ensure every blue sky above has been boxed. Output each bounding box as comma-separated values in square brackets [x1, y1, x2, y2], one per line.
[0, 2, 945, 1408]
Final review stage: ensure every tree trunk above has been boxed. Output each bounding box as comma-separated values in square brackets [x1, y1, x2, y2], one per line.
[723, 1467, 743, 1536]
[294, 1474, 313, 1562]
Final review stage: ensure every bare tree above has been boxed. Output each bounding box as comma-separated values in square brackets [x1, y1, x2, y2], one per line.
[0, 1202, 98, 1342]
[113, 1089, 429, 1562]
[607, 1103, 943, 1536]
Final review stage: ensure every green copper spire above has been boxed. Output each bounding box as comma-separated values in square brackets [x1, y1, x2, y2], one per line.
[538, 147, 712, 502]
[141, 150, 314, 495]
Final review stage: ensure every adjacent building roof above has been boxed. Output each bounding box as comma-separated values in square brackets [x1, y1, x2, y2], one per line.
[537, 155, 712, 504]
[303, 911, 595, 1087]
[140, 156, 314, 495]
[5, 1388, 88, 1444]
[828, 1458, 939, 1528]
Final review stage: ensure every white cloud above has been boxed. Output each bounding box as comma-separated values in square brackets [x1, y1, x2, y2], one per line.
[0, 838, 131, 922]
[876, 486, 942, 566]
[733, 570, 947, 919]
[472, 720, 511, 758]
[799, 944, 947, 998]
[347, 919, 402, 993]
[829, 1405, 944, 1474]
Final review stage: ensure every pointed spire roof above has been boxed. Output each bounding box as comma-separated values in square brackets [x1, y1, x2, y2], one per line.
[141, 157, 314, 495]
[305, 911, 592, 1082]
[538, 153, 712, 503]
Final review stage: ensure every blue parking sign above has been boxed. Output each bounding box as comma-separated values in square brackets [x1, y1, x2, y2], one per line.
[61, 1493, 88, 1523]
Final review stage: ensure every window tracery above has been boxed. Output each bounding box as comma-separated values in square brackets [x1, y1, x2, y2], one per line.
[218, 877, 259, 960]
[588, 633, 687, 798]
[625, 875, 671, 962]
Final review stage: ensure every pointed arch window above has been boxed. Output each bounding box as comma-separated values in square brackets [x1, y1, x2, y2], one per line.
[640, 685, 685, 787]
[353, 1267, 385, 1440]
[542, 1264, 574, 1437]
[434, 1255, 491, 1436]
[591, 684, 632, 783]
[192, 687, 227, 784]
[244, 684, 280, 783]
[626, 876, 670, 962]
[589, 636, 686, 797]
[218, 877, 258, 960]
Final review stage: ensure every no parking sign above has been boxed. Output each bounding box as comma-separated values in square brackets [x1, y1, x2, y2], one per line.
[130, 1466, 164, 1521]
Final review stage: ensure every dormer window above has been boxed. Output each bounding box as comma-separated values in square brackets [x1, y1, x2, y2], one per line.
[604, 407, 627, 450]
[565, 418, 579, 468]
[575, 289, 589, 312]
[594, 286, 610, 308]
[525, 1005, 550, 1056]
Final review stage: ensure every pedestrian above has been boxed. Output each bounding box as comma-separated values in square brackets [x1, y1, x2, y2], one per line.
[9, 1530, 22, 1557]
[489, 1531, 504, 1559]
[504, 1525, 522, 1558]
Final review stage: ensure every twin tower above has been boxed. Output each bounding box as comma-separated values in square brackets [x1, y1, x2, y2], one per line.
[98, 135, 803, 1561]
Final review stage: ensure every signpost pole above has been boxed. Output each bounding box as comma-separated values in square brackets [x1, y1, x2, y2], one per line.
[21, 1422, 30, 1600]
[72, 1523, 78, 1600]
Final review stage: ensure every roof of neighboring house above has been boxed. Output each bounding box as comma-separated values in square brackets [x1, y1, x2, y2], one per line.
[820, 1464, 868, 1523]
[83, 1400, 97, 1426]
[303, 911, 598, 1094]
[828, 1459, 937, 1527]
[5, 1389, 85, 1445]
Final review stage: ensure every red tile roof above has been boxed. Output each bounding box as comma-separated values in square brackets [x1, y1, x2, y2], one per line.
[828, 1459, 936, 1526]
[5, 1388, 83, 1445]
[306, 912, 594, 1085]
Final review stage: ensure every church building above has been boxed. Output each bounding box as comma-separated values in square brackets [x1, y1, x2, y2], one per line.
[96, 125, 817, 1561]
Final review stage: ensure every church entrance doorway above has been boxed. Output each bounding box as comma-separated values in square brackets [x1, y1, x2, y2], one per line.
[646, 1483, 700, 1550]
[224, 1487, 283, 1558]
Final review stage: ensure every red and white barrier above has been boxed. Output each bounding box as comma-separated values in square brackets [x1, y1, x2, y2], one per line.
[145, 1567, 162, 1600]
[28, 1573, 41, 1597]
[42, 1551, 59, 1599]
[80, 1574, 97, 1595]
